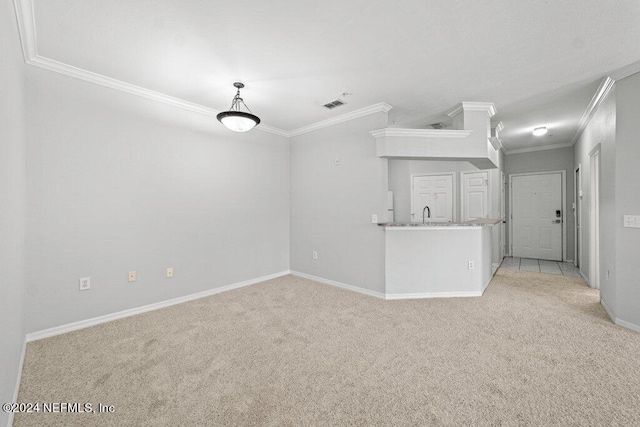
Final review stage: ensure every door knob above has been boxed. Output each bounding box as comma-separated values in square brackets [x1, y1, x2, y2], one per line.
[553, 219, 561, 223]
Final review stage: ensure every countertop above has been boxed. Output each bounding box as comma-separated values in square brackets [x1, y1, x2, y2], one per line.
[378, 218, 501, 228]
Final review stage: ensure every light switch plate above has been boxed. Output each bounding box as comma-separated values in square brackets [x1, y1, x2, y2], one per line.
[623, 215, 640, 228]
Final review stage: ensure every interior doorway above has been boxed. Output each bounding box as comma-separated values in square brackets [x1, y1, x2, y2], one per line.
[510, 171, 565, 261]
[410, 173, 455, 223]
[574, 165, 581, 268]
[589, 146, 601, 289]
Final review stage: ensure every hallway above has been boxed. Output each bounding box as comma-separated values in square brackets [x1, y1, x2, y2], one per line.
[501, 257, 581, 276]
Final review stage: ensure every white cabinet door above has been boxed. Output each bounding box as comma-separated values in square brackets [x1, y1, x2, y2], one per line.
[411, 174, 453, 223]
[511, 173, 562, 261]
[462, 171, 489, 221]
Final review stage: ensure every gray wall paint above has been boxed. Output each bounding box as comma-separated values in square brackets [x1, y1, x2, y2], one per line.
[573, 87, 616, 313]
[614, 73, 640, 328]
[388, 159, 474, 223]
[0, 1, 27, 424]
[290, 113, 388, 293]
[26, 68, 290, 333]
[505, 147, 575, 261]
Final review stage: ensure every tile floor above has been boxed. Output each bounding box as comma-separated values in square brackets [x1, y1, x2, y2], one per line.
[500, 257, 581, 276]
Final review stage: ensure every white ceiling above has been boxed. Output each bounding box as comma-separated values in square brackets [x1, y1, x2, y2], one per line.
[27, 0, 640, 150]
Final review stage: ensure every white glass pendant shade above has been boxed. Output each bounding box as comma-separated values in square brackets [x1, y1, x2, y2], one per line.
[217, 82, 260, 132]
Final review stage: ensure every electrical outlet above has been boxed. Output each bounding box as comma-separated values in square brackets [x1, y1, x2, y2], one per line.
[372, 214, 378, 223]
[312, 251, 318, 260]
[128, 271, 136, 282]
[468, 261, 475, 270]
[166, 267, 173, 278]
[79, 277, 90, 291]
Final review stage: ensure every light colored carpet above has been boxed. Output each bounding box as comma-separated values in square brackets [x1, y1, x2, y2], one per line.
[15, 270, 640, 426]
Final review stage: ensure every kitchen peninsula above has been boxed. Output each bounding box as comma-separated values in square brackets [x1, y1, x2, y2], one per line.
[379, 219, 500, 299]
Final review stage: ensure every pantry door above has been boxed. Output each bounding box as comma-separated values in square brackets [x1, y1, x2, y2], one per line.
[411, 173, 454, 223]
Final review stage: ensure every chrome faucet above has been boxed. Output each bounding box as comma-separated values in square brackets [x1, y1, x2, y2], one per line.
[422, 205, 431, 223]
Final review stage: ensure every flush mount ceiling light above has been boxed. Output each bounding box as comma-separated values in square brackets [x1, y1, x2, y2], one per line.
[216, 82, 260, 132]
[532, 126, 548, 136]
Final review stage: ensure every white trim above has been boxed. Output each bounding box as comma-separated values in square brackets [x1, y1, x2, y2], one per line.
[7, 339, 27, 427]
[369, 128, 472, 139]
[489, 136, 503, 152]
[580, 270, 589, 283]
[460, 170, 491, 223]
[22, 55, 290, 137]
[600, 298, 640, 333]
[12, 0, 393, 140]
[589, 145, 601, 290]
[505, 142, 573, 155]
[601, 298, 615, 323]
[614, 318, 640, 334]
[509, 170, 567, 262]
[290, 103, 392, 137]
[12, 0, 37, 61]
[570, 77, 615, 146]
[566, 259, 574, 263]
[290, 271, 386, 299]
[609, 59, 640, 81]
[491, 121, 504, 135]
[574, 164, 581, 268]
[26, 270, 290, 342]
[410, 172, 457, 223]
[385, 291, 482, 300]
[445, 102, 497, 118]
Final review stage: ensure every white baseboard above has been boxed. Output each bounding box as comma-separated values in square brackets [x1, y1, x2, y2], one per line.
[614, 318, 640, 334]
[26, 270, 291, 342]
[566, 259, 574, 263]
[290, 271, 385, 299]
[599, 298, 640, 333]
[7, 339, 27, 427]
[385, 291, 482, 300]
[600, 298, 615, 322]
[579, 271, 589, 285]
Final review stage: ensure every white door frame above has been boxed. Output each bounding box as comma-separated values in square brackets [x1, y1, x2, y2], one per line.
[589, 146, 601, 289]
[460, 170, 491, 221]
[574, 164, 581, 268]
[508, 170, 567, 261]
[501, 171, 506, 260]
[410, 172, 457, 222]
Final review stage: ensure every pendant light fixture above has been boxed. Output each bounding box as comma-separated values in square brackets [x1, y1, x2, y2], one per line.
[217, 82, 260, 132]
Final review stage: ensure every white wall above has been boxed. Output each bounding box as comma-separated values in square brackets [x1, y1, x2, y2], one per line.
[290, 113, 388, 293]
[25, 67, 291, 333]
[573, 87, 616, 313]
[505, 147, 575, 261]
[0, 0, 27, 424]
[614, 73, 640, 329]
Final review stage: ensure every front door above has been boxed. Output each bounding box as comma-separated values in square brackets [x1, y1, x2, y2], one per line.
[411, 174, 453, 223]
[511, 173, 563, 261]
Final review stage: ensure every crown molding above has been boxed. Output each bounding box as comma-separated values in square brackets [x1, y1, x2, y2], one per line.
[491, 121, 504, 134]
[505, 142, 573, 155]
[369, 128, 473, 139]
[569, 76, 615, 146]
[609, 59, 640, 81]
[289, 103, 393, 137]
[13, 0, 37, 61]
[445, 102, 497, 118]
[489, 136, 503, 152]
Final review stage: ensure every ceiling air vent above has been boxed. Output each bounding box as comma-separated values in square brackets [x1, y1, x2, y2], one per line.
[428, 122, 446, 129]
[323, 99, 346, 109]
